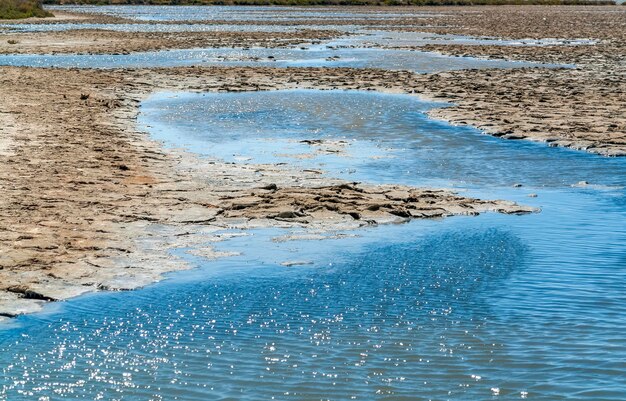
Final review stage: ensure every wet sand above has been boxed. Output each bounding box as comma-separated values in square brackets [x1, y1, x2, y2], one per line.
[1, 5, 624, 318]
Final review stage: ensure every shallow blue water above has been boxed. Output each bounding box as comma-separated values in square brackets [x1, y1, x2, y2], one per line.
[0, 5, 578, 72]
[0, 21, 358, 33]
[139, 90, 623, 189]
[0, 26, 561, 71]
[47, 5, 441, 22]
[0, 46, 547, 71]
[2, 90, 625, 400]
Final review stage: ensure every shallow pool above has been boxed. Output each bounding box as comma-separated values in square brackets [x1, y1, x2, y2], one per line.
[140, 90, 622, 189]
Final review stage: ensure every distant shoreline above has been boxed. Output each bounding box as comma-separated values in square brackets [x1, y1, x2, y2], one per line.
[42, 0, 619, 7]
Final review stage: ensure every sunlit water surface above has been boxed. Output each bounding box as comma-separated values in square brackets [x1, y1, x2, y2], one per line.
[0, 5, 584, 71]
[0, 22, 359, 32]
[1, 90, 625, 400]
[0, 45, 549, 71]
[2, 5, 594, 48]
[46, 5, 443, 22]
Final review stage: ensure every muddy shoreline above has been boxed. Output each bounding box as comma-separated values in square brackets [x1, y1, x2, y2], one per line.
[1, 5, 625, 319]
[0, 66, 535, 319]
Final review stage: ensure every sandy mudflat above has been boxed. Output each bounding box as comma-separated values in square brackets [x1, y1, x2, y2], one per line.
[0, 66, 535, 318]
[1, 5, 625, 318]
[417, 68, 626, 156]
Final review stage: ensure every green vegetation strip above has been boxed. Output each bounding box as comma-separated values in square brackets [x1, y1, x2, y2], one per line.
[0, 0, 52, 19]
[42, 0, 616, 5]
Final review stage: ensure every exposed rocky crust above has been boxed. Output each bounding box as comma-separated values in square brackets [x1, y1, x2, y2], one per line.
[218, 183, 526, 222]
[412, 6, 626, 156]
[417, 68, 626, 157]
[0, 66, 534, 318]
[423, 6, 626, 41]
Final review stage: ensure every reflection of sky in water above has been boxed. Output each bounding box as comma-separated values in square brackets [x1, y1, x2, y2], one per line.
[140, 90, 621, 189]
[0, 22, 360, 32]
[1, 20, 596, 48]
[0, 18, 586, 73]
[0, 13, 623, 399]
[1, 90, 625, 401]
[47, 4, 445, 21]
[0, 45, 555, 71]
[325, 30, 596, 48]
